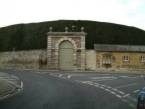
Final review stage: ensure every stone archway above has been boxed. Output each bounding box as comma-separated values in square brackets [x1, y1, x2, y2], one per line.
[59, 41, 74, 70]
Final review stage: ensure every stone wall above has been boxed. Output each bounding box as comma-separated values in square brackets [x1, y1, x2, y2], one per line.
[86, 50, 96, 70]
[0, 50, 47, 69]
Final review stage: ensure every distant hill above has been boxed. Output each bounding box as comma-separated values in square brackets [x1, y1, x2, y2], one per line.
[0, 20, 145, 51]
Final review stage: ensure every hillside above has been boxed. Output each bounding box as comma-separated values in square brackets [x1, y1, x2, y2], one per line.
[0, 20, 145, 51]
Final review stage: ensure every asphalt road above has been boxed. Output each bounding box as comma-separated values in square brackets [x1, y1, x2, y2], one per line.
[0, 69, 144, 109]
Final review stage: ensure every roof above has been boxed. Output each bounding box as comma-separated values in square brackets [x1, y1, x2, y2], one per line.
[94, 44, 145, 52]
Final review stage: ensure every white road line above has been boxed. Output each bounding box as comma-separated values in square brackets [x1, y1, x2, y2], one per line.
[88, 83, 94, 85]
[120, 76, 137, 79]
[79, 81, 126, 100]
[93, 78, 116, 82]
[115, 83, 137, 89]
[120, 76, 129, 78]
[105, 89, 110, 92]
[100, 86, 105, 89]
[118, 91, 125, 95]
[112, 88, 118, 91]
[59, 74, 63, 77]
[133, 89, 140, 93]
[20, 81, 23, 89]
[93, 83, 99, 85]
[140, 75, 144, 78]
[112, 88, 125, 94]
[94, 84, 99, 87]
[67, 75, 72, 79]
[77, 80, 134, 101]
[99, 74, 111, 76]
[101, 84, 106, 87]
[122, 99, 135, 108]
[107, 86, 111, 89]
[116, 94, 122, 98]
[123, 94, 130, 98]
[129, 104, 135, 108]
[110, 91, 116, 95]
[81, 81, 92, 84]
[91, 76, 116, 79]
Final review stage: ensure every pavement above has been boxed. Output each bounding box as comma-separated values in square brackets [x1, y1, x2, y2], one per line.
[0, 72, 23, 101]
[0, 69, 144, 109]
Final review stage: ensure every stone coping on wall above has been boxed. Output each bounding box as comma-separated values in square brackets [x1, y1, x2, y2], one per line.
[0, 49, 46, 53]
[47, 32, 86, 36]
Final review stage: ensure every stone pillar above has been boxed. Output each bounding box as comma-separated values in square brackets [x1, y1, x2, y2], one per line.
[80, 49, 86, 70]
[80, 35, 86, 70]
[54, 49, 59, 69]
[47, 36, 52, 68]
[73, 52, 77, 70]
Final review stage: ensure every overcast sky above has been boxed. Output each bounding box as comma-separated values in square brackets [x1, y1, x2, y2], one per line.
[0, 0, 145, 30]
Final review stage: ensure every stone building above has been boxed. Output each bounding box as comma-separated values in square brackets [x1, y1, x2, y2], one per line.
[94, 44, 145, 71]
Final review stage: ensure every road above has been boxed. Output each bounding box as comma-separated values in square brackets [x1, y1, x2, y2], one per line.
[0, 69, 144, 109]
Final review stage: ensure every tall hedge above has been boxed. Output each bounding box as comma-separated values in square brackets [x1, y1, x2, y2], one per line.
[0, 20, 145, 51]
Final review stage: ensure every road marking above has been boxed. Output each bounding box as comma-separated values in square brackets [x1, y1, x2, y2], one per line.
[120, 76, 129, 78]
[91, 76, 117, 81]
[104, 89, 110, 92]
[107, 86, 111, 89]
[112, 88, 118, 91]
[110, 91, 116, 95]
[112, 88, 125, 94]
[94, 84, 99, 87]
[122, 99, 136, 108]
[123, 94, 130, 98]
[100, 86, 105, 89]
[120, 76, 136, 78]
[67, 75, 72, 79]
[116, 94, 122, 98]
[81, 81, 91, 84]
[115, 83, 137, 89]
[119, 76, 137, 79]
[118, 91, 125, 95]
[129, 103, 135, 108]
[20, 81, 23, 89]
[91, 76, 116, 79]
[140, 75, 144, 78]
[94, 83, 99, 85]
[59, 74, 63, 77]
[88, 83, 94, 85]
[76, 80, 137, 104]
[101, 84, 106, 87]
[133, 89, 140, 93]
[93, 78, 116, 82]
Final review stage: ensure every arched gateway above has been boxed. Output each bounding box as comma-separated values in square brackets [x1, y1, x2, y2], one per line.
[59, 41, 74, 70]
[47, 27, 86, 70]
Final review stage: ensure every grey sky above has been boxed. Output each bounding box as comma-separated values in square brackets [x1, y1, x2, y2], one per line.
[0, 0, 145, 30]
